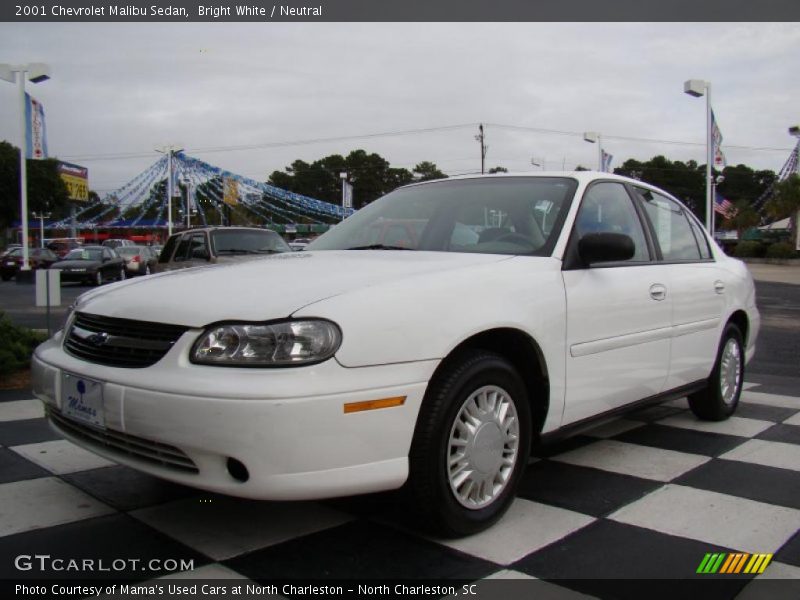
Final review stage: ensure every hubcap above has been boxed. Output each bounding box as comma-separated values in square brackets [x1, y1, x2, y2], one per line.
[447, 385, 520, 510]
[720, 338, 742, 405]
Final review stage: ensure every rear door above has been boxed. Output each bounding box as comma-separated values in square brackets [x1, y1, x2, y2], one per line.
[632, 187, 725, 388]
[561, 181, 672, 425]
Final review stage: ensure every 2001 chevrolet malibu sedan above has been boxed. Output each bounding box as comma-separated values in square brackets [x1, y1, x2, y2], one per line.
[32, 173, 759, 536]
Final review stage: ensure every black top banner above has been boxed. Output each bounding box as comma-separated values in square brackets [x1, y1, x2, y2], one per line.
[3, 0, 800, 22]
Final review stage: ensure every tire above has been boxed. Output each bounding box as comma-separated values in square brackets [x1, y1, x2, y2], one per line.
[688, 323, 745, 421]
[408, 350, 531, 537]
[144, 264, 151, 276]
[95, 271, 103, 286]
[119, 268, 126, 281]
[1, 274, 10, 282]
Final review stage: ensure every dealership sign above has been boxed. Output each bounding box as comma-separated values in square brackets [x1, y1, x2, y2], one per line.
[58, 161, 89, 202]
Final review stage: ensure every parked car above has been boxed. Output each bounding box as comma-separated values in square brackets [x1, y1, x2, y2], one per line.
[32, 173, 759, 537]
[155, 226, 292, 273]
[46, 239, 83, 258]
[288, 237, 311, 251]
[1, 247, 59, 280]
[51, 245, 126, 286]
[102, 239, 135, 250]
[117, 245, 158, 276]
[0, 243, 22, 259]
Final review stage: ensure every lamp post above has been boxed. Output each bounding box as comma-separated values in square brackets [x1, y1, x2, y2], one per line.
[155, 145, 183, 236]
[582, 132, 603, 171]
[182, 176, 192, 229]
[32, 211, 51, 247]
[0, 63, 51, 271]
[789, 125, 800, 251]
[684, 79, 714, 235]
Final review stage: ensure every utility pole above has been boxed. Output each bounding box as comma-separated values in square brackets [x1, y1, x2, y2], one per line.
[475, 124, 487, 174]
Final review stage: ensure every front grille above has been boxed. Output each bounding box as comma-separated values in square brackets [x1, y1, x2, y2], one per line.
[64, 312, 189, 368]
[48, 408, 198, 474]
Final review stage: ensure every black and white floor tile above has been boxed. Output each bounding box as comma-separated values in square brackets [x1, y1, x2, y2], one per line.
[1, 382, 799, 599]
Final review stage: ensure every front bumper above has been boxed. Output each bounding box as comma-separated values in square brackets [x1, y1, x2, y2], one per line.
[32, 333, 436, 500]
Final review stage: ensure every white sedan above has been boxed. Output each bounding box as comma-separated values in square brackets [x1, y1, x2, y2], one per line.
[32, 172, 759, 536]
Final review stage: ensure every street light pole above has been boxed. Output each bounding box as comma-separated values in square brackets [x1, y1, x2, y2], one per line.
[789, 125, 800, 251]
[684, 79, 714, 235]
[583, 132, 603, 171]
[155, 145, 183, 236]
[32, 212, 51, 247]
[0, 63, 51, 271]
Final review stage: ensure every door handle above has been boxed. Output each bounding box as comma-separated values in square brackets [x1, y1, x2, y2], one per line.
[714, 280, 726, 294]
[649, 284, 667, 301]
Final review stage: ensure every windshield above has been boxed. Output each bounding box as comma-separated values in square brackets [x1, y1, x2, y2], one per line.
[211, 230, 292, 255]
[65, 249, 103, 261]
[307, 177, 577, 255]
[118, 247, 145, 257]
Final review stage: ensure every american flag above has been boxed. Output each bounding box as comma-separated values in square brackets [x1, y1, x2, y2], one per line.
[601, 150, 613, 173]
[714, 192, 737, 219]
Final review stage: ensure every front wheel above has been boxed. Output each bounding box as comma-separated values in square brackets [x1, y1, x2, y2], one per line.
[119, 268, 126, 281]
[94, 271, 103, 286]
[688, 323, 745, 421]
[408, 350, 531, 537]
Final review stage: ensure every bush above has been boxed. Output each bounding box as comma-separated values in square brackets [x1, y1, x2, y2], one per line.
[733, 241, 766, 258]
[765, 242, 797, 259]
[0, 312, 47, 377]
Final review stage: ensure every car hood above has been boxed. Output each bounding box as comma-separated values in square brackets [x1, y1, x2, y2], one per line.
[53, 260, 102, 269]
[76, 251, 514, 328]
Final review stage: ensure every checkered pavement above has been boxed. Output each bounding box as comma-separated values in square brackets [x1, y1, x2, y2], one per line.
[1, 382, 798, 599]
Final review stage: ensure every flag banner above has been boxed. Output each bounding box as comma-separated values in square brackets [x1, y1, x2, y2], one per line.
[714, 192, 737, 219]
[25, 93, 48, 159]
[711, 108, 727, 168]
[343, 181, 353, 209]
[601, 150, 613, 173]
[223, 177, 239, 205]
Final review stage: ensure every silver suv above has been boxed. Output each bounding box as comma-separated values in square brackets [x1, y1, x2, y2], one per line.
[155, 227, 292, 273]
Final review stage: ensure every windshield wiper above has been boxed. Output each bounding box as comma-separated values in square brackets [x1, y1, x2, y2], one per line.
[345, 244, 414, 251]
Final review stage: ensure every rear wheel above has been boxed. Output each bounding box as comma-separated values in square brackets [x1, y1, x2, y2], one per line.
[408, 350, 531, 537]
[688, 323, 744, 421]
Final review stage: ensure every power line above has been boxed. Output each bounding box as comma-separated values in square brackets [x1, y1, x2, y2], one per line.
[60, 124, 476, 162]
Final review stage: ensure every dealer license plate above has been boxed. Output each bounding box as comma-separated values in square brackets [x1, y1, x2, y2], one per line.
[61, 372, 105, 428]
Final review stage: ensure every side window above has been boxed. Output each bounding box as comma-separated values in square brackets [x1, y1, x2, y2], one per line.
[635, 188, 702, 261]
[173, 235, 191, 262]
[687, 216, 712, 259]
[574, 182, 649, 262]
[159, 235, 180, 264]
[102, 249, 112, 260]
[189, 234, 210, 260]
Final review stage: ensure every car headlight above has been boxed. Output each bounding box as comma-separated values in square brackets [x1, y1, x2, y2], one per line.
[191, 319, 342, 366]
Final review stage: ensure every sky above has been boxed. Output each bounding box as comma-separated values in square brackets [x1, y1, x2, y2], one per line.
[1, 22, 799, 197]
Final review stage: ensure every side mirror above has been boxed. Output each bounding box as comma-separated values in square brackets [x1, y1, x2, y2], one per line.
[578, 232, 635, 265]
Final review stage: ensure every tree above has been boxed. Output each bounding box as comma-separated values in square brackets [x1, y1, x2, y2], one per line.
[723, 200, 761, 238]
[765, 173, 800, 244]
[414, 161, 447, 181]
[268, 149, 428, 209]
[0, 140, 70, 232]
[614, 156, 705, 220]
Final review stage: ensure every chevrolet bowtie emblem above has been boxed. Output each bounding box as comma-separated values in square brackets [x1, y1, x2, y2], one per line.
[87, 332, 109, 347]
